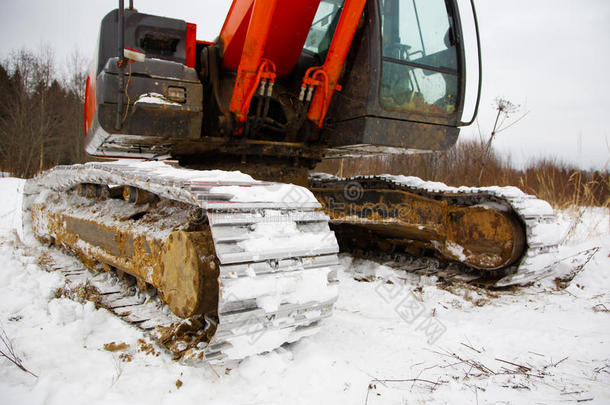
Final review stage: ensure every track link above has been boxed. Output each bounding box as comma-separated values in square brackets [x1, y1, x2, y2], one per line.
[24, 161, 340, 363]
[309, 174, 560, 286]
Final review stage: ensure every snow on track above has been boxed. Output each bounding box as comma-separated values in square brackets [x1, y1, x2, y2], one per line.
[23, 162, 340, 363]
[1, 177, 609, 404]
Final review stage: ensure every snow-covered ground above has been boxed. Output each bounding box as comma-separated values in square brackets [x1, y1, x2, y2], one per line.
[0, 177, 608, 404]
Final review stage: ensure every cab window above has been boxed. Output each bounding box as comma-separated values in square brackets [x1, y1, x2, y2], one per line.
[380, 0, 459, 117]
[304, 0, 344, 56]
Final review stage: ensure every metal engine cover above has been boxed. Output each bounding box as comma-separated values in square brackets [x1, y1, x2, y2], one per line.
[84, 9, 203, 158]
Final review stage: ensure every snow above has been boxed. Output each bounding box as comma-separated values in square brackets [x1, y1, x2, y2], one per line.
[103, 159, 256, 183]
[210, 183, 319, 204]
[134, 93, 181, 107]
[0, 178, 24, 235]
[235, 213, 329, 256]
[222, 266, 338, 313]
[382, 174, 555, 215]
[43, 160, 321, 205]
[1, 177, 609, 404]
[445, 241, 467, 262]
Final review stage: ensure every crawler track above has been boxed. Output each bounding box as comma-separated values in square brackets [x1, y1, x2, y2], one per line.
[24, 161, 340, 363]
[22, 162, 561, 363]
[310, 174, 560, 286]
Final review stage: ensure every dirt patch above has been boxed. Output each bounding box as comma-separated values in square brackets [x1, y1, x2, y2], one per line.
[119, 353, 133, 362]
[55, 282, 104, 308]
[138, 339, 160, 357]
[104, 341, 130, 352]
[438, 281, 500, 307]
[156, 316, 211, 360]
[37, 252, 54, 269]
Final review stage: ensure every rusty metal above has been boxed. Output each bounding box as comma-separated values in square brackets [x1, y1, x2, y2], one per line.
[32, 198, 218, 318]
[26, 163, 341, 363]
[310, 181, 526, 272]
[122, 185, 159, 204]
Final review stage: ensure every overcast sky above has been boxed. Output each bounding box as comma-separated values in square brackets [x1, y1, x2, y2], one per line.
[1, 0, 608, 170]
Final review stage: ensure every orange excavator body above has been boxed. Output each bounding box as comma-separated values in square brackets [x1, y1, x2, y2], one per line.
[220, 0, 321, 77]
[83, 0, 482, 166]
[221, 0, 366, 131]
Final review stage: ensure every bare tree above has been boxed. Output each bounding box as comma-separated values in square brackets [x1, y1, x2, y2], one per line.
[65, 49, 88, 101]
[63, 49, 89, 164]
[0, 45, 88, 177]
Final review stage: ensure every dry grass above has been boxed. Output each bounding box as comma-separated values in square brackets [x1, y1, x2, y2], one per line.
[315, 139, 609, 208]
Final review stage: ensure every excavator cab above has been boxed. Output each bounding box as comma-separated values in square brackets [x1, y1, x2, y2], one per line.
[319, 0, 480, 154]
[83, 0, 480, 163]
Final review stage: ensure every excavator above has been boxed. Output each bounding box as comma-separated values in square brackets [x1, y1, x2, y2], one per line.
[23, 0, 558, 362]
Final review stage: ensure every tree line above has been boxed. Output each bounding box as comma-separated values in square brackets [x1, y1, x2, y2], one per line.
[0, 47, 88, 178]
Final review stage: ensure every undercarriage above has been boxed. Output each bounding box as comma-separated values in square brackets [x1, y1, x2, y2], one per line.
[24, 161, 340, 362]
[23, 160, 560, 362]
